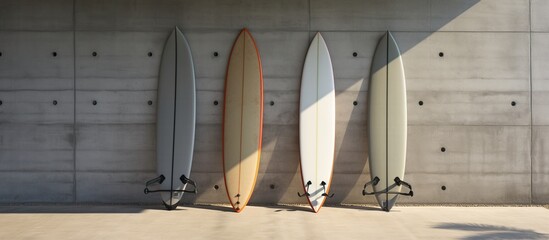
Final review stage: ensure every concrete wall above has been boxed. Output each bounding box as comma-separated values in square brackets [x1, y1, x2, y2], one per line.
[0, 0, 547, 205]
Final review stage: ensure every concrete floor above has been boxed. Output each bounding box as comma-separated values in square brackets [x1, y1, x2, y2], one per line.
[0, 205, 548, 239]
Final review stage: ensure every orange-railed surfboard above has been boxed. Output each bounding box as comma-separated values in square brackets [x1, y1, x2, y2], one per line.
[222, 28, 263, 213]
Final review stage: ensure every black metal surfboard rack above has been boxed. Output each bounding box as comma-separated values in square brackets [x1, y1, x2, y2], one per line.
[298, 180, 334, 198]
[362, 176, 413, 211]
[362, 176, 413, 197]
[144, 174, 198, 210]
[297, 181, 312, 197]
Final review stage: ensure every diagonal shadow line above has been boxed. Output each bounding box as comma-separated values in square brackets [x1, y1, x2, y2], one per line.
[325, 1, 482, 204]
[304, 0, 483, 111]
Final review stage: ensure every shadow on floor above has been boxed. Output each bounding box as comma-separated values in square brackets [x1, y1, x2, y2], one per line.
[259, 204, 312, 212]
[434, 223, 548, 240]
[0, 203, 389, 214]
[0, 204, 159, 214]
[324, 204, 381, 212]
[250, 204, 386, 213]
[0, 204, 242, 214]
[180, 204, 235, 212]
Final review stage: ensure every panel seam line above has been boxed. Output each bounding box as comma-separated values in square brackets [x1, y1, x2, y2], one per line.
[72, 0, 77, 203]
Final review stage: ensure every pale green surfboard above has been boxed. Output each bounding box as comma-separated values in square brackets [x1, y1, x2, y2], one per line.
[363, 31, 413, 211]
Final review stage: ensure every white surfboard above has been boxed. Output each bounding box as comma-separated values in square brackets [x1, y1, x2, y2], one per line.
[298, 33, 336, 213]
[364, 31, 412, 211]
[145, 27, 197, 210]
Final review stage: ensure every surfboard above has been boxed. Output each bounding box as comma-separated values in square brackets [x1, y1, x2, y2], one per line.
[298, 32, 335, 213]
[222, 28, 263, 213]
[144, 27, 197, 210]
[365, 31, 412, 212]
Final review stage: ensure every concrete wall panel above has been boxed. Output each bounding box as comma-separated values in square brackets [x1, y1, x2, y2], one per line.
[0, 172, 73, 202]
[76, 172, 157, 203]
[532, 33, 549, 92]
[76, 124, 154, 152]
[330, 173, 376, 203]
[0, 32, 74, 90]
[265, 78, 301, 92]
[399, 173, 531, 204]
[321, 32, 380, 80]
[178, 0, 309, 31]
[404, 126, 531, 203]
[407, 126, 531, 174]
[191, 151, 222, 173]
[533, 92, 549, 125]
[310, 0, 430, 32]
[431, 0, 529, 32]
[75, 0, 179, 32]
[0, 0, 73, 31]
[185, 31, 236, 80]
[76, 150, 154, 172]
[75, 124, 154, 173]
[0, 90, 73, 124]
[188, 172, 228, 203]
[0, 150, 73, 172]
[254, 32, 309, 79]
[398, 32, 530, 92]
[0, 123, 73, 172]
[194, 124, 222, 154]
[259, 151, 299, 174]
[75, 31, 165, 91]
[531, 0, 549, 32]
[0, 123, 73, 151]
[262, 125, 299, 152]
[0, 30, 75, 203]
[336, 123, 367, 153]
[264, 90, 299, 125]
[533, 126, 549, 203]
[196, 90, 223, 124]
[408, 91, 530, 126]
[75, 90, 156, 124]
[250, 172, 304, 204]
[336, 91, 367, 124]
[532, 33, 549, 125]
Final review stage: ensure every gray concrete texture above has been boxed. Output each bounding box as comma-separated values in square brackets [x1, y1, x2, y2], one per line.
[1, 205, 549, 239]
[0, 0, 547, 205]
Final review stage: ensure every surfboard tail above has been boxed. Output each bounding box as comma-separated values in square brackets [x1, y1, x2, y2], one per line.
[362, 175, 413, 211]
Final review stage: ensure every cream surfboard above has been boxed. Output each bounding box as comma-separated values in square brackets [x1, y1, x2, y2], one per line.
[298, 33, 335, 213]
[223, 29, 263, 213]
[362, 31, 413, 212]
[144, 27, 197, 210]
